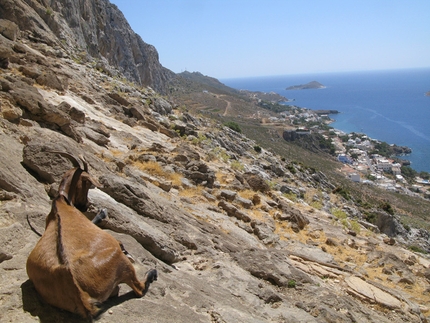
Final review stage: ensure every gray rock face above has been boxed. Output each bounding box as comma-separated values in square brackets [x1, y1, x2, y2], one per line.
[0, 0, 175, 93]
[0, 19, 19, 41]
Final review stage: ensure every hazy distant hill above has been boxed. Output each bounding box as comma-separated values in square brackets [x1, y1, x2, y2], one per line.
[177, 71, 239, 95]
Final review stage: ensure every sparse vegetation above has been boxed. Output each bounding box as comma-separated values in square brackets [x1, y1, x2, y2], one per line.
[380, 201, 394, 215]
[46, 6, 53, 16]
[350, 220, 361, 234]
[331, 208, 347, 220]
[191, 134, 209, 146]
[287, 279, 296, 288]
[332, 186, 351, 201]
[408, 245, 427, 254]
[253, 145, 262, 153]
[230, 160, 245, 172]
[223, 121, 242, 133]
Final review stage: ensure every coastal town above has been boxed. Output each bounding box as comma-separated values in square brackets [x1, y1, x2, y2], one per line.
[332, 130, 430, 197]
[240, 89, 430, 199]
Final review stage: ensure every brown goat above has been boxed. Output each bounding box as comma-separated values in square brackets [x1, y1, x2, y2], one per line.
[26, 153, 157, 318]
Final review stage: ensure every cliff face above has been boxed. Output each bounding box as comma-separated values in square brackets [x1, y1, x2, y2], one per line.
[0, 0, 174, 93]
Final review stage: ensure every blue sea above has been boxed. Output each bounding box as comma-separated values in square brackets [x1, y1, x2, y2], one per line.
[222, 68, 430, 173]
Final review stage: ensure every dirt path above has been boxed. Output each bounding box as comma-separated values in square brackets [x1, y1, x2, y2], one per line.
[222, 98, 232, 116]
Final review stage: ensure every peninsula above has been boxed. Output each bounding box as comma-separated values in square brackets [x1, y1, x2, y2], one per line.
[286, 81, 325, 90]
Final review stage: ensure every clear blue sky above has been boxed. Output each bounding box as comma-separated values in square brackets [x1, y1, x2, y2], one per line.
[109, 0, 430, 79]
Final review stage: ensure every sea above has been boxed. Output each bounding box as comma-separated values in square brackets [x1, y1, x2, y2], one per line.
[222, 68, 430, 173]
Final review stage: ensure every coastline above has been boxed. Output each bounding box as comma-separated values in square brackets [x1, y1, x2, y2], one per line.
[327, 115, 417, 171]
[222, 68, 430, 173]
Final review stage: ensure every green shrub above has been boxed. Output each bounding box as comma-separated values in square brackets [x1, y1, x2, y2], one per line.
[224, 121, 242, 133]
[380, 201, 394, 215]
[287, 279, 296, 288]
[191, 134, 208, 146]
[266, 180, 276, 190]
[310, 201, 323, 210]
[230, 160, 245, 172]
[350, 220, 361, 234]
[408, 245, 427, 254]
[287, 164, 296, 174]
[254, 145, 262, 153]
[332, 186, 351, 200]
[331, 208, 347, 220]
[283, 192, 297, 202]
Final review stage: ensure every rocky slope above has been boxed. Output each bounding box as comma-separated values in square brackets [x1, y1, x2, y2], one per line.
[0, 2, 430, 323]
[0, 0, 174, 93]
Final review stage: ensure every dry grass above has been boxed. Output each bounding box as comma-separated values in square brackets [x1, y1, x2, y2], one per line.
[134, 160, 183, 185]
[178, 186, 205, 199]
[238, 189, 258, 200]
[248, 209, 271, 222]
[135, 161, 165, 176]
[169, 172, 183, 187]
[97, 149, 125, 163]
[215, 171, 234, 185]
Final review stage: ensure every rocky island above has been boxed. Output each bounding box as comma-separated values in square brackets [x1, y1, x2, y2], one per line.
[426, 90, 430, 96]
[286, 81, 325, 90]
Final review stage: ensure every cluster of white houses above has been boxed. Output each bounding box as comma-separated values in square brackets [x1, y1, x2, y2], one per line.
[335, 133, 407, 189]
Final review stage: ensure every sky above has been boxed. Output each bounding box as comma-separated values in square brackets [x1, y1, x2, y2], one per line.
[109, 0, 430, 79]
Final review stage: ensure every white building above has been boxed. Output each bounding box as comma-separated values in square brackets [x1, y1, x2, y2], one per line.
[376, 159, 392, 172]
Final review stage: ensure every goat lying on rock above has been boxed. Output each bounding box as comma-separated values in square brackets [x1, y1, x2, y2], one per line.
[26, 152, 157, 318]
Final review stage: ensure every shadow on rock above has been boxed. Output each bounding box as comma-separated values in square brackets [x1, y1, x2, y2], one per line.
[21, 280, 146, 322]
[21, 279, 90, 323]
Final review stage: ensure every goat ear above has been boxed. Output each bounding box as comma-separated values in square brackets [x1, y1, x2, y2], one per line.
[81, 173, 103, 188]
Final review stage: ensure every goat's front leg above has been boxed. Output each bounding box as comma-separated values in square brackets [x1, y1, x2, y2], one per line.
[92, 208, 107, 225]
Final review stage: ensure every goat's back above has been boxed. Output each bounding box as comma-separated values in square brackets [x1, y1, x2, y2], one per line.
[27, 199, 128, 317]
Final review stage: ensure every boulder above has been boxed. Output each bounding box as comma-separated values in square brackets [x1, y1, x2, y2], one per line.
[345, 276, 402, 309]
[36, 70, 66, 91]
[0, 19, 19, 41]
[243, 172, 271, 193]
[108, 92, 131, 106]
[276, 200, 310, 231]
[233, 249, 313, 287]
[88, 189, 182, 264]
[1, 99, 22, 121]
[218, 189, 237, 202]
[0, 134, 48, 200]
[218, 200, 252, 222]
[153, 97, 172, 115]
[76, 126, 109, 146]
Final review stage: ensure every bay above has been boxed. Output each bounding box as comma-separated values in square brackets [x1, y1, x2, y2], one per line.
[222, 68, 430, 172]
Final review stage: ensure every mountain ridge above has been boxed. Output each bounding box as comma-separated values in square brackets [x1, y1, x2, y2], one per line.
[0, 0, 175, 93]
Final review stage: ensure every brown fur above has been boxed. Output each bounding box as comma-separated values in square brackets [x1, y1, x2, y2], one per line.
[26, 166, 157, 318]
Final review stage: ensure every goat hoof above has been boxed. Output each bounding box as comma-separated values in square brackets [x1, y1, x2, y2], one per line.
[99, 208, 108, 219]
[146, 269, 158, 283]
[143, 269, 158, 294]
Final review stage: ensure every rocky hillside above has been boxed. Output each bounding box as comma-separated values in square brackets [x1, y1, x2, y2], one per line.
[0, 0, 174, 93]
[0, 1, 430, 323]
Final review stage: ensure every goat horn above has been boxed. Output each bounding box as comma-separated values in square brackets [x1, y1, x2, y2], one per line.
[78, 154, 89, 172]
[45, 150, 83, 170]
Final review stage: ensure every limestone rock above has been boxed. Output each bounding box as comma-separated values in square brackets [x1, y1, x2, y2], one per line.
[243, 172, 271, 193]
[0, 19, 19, 41]
[345, 276, 402, 309]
